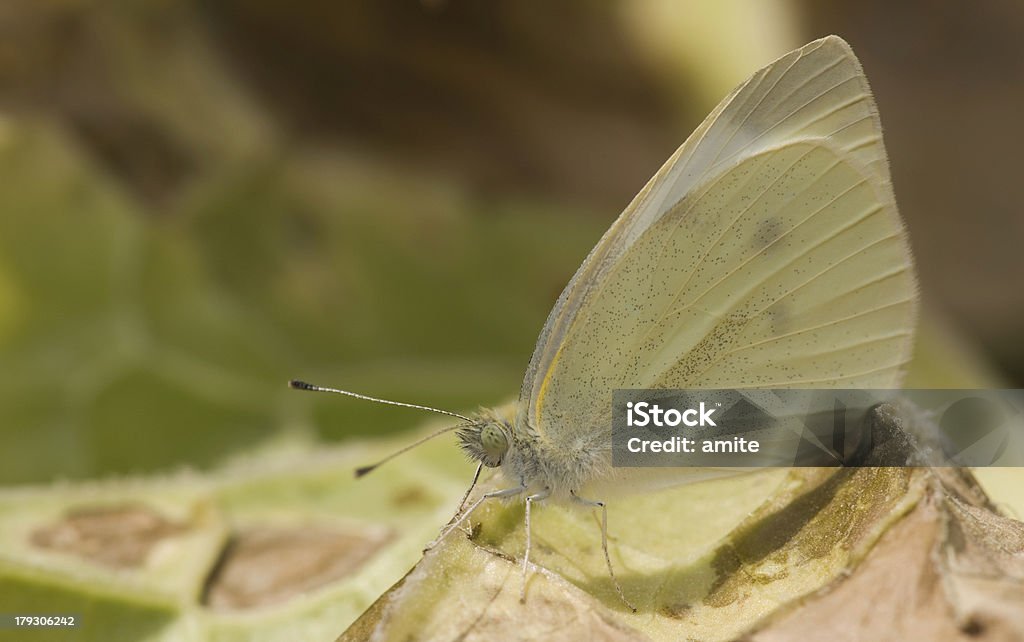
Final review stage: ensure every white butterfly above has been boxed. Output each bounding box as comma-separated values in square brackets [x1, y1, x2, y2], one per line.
[292, 35, 918, 610]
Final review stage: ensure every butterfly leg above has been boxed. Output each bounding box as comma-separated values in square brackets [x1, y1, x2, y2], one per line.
[455, 462, 484, 515]
[520, 487, 551, 602]
[424, 483, 525, 552]
[571, 491, 636, 612]
[447, 462, 484, 538]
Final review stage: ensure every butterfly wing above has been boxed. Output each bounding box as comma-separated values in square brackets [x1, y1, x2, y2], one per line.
[519, 36, 918, 448]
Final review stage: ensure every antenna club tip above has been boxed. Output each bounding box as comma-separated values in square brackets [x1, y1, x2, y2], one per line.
[289, 379, 313, 390]
[355, 465, 375, 478]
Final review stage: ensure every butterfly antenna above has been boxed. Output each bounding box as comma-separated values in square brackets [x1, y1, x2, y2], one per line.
[288, 379, 474, 477]
[351, 422, 471, 477]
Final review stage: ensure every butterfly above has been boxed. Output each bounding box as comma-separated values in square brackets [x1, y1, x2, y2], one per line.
[291, 35, 918, 610]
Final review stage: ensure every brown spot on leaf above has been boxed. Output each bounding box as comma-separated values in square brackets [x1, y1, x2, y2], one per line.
[30, 503, 186, 568]
[391, 486, 427, 507]
[659, 601, 692, 620]
[203, 524, 392, 610]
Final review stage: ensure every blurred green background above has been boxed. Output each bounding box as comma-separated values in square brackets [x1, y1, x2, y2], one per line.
[1, 1, 1022, 486]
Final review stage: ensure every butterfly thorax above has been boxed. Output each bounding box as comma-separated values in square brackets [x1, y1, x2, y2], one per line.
[457, 409, 609, 499]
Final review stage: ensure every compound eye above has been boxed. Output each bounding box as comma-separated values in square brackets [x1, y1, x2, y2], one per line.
[480, 424, 508, 466]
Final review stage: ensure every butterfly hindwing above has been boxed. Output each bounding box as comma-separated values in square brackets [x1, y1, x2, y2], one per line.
[518, 37, 917, 451]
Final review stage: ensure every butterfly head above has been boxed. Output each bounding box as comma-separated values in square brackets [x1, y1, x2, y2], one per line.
[457, 416, 511, 468]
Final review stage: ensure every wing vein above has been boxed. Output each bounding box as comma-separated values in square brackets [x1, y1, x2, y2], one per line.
[717, 73, 858, 169]
[719, 297, 916, 354]
[729, 360, 911, 388]
[665, 235, 904, 386]
[708, 53, 805, 166]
